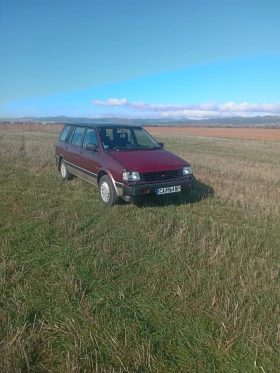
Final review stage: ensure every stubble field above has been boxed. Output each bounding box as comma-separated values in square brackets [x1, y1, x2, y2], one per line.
[1, 126, 280, 372]
[1, 123, 280, 141]
[147, 126, 280, 141]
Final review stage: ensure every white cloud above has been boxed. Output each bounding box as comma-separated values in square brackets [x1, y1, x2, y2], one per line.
[92, 98, 280, 119]
[92, 98, 128, 106]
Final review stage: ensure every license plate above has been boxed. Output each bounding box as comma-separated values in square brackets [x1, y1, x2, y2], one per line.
[156, 185, 181, 195]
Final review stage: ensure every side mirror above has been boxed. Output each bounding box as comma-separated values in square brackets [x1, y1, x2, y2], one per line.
[158, 142, 164, 148]
[86, 143, 99, 152]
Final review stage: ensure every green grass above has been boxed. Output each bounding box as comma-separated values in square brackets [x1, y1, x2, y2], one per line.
[1, 129, 280, 372]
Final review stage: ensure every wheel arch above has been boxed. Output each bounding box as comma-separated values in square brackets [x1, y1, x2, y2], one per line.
[97, 169, 120, 196]
[58, 155, 64, 171]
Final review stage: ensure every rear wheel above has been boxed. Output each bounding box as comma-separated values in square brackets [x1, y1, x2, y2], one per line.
[60, 159, 72, 181]
[99, 175, 119, 206]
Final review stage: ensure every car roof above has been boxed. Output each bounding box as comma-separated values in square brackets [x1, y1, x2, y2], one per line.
[65, 122, 142, 129]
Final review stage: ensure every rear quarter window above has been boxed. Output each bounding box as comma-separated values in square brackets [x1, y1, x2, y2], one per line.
[59, 125, 72, 142]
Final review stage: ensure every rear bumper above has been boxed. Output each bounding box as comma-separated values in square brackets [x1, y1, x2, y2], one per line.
[121, 175, 195, 197]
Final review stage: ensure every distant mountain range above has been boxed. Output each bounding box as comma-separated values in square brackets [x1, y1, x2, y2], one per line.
[1, 115, 280, 127]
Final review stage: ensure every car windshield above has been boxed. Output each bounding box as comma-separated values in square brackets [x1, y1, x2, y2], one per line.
[98, 126, 161, 151]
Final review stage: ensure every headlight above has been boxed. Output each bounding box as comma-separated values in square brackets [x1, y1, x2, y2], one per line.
[122, 171, 140, 182]
[182, 166, 192, 175]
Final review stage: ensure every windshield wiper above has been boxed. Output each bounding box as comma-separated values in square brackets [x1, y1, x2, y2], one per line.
[135, 145, 161, 150]
[115, 146, 133, 151]
[114, 145, 161, 151]
[115, 146, 143, 151]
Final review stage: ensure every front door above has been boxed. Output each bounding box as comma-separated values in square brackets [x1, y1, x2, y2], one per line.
[77, 128, 101, 185]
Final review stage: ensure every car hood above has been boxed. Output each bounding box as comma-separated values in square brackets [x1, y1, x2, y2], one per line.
[107, 149, 189, 173]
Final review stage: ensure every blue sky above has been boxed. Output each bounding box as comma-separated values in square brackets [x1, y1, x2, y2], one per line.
[1, 0, 280, 119]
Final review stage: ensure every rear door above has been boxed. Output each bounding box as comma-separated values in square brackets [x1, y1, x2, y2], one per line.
[56, 124, 74, 160]
[66, 126, 86, 168]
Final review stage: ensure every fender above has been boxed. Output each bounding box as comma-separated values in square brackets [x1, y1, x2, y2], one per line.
[97, 168, 124, 196]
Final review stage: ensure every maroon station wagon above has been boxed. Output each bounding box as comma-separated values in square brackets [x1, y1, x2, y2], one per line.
[55, 123, 195, 206]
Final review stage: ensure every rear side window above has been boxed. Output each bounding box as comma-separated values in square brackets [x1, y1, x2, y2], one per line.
[59, 125, 72, 142]
[69, 127, 85, 146]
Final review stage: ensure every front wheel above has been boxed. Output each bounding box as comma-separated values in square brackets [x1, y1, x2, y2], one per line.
[99, 175, 119, 206]
[60, 160, 73, 181]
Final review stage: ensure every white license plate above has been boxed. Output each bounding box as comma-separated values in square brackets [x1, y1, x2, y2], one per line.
[156, 185, 181, 195]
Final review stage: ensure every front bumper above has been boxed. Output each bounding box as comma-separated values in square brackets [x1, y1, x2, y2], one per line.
[122, 175, 195, 197]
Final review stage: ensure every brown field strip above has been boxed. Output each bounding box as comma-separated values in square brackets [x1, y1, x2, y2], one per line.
[0, 122, 64, 132]
[145, 126, 280, 141]
[1, 122, 280, 141]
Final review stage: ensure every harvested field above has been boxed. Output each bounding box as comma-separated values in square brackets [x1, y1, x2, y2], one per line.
[1, 128, 280, 372]
[0, 122, 64, 132]
[1, 123, 280, 141]
[146, 126, 280, 141]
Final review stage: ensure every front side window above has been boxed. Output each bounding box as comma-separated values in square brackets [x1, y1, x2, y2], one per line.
[59, 125, 72, 142]
[83, 128, 99, 148]
[69, 127, 85, 146]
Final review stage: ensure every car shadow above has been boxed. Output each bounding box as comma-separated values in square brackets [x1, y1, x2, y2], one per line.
[132, 180, 214, 208]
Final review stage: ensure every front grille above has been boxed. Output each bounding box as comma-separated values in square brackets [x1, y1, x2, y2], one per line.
[140, 169, 182, 183]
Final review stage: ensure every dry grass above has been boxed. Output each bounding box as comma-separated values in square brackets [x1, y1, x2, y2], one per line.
[154, 132, 280, 218]
[146, 127, 280, 141]
[1, 128, 280, 372]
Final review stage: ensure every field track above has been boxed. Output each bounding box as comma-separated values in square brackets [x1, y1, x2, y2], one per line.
[146, 126, 280, 141]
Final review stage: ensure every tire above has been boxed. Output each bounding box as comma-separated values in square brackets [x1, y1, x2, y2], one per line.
[99, 175, 119, 206]
[60, 159, 73, 181]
